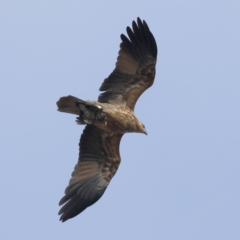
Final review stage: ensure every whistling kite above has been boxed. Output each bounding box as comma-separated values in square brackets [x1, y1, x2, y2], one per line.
[57, 18, 157, 222]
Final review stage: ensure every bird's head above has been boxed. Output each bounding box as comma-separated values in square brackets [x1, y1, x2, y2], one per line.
[137, 121, 147, 135]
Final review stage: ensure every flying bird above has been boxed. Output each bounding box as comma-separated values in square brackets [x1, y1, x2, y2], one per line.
[57, 17, 157, 222]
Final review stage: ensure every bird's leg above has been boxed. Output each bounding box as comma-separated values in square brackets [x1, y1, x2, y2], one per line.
[104, 116, 108, 126]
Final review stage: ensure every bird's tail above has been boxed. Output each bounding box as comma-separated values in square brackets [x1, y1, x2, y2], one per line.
[57, 95, 106, 125]
[57, 95, 82, 115]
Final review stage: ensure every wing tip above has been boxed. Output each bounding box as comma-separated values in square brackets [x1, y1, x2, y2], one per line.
[120, 17, 157, 60]
[58, 193, 105, 222]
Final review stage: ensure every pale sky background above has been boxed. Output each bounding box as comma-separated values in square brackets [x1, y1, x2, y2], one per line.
[1, 1, 240, 239]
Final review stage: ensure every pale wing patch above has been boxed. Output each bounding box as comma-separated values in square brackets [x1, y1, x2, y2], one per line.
[98, 18, 157, 110]
[68, 161, 99, 186]
[116, 49, 138, 74]
[108, 95, 126, 106]
[83, 119, 93, 124]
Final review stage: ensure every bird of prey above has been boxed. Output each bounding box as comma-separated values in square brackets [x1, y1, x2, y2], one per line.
[56, 17, 157, 222]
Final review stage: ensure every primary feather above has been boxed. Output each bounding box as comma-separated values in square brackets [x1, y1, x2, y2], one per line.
[56, 17, 157, 222]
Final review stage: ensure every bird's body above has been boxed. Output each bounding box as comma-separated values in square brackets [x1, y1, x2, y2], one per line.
[94, 104, 144, 134]
[57, 18, 157, 222]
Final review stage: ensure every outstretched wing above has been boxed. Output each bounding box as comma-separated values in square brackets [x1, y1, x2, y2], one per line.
[98, 17, 157, 110]
[58, 125, 122, 222]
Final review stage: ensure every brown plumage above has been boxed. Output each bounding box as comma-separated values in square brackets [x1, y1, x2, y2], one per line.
[56, 17, 157, 222]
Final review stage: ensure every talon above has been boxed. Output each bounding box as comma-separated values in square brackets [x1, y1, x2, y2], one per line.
[104, 117, 108, 126]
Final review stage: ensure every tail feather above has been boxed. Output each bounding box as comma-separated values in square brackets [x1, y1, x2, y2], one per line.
[56, 95, 81, 115]
[57, 96, 106, 125]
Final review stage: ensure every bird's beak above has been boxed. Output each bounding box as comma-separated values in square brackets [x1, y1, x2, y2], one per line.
[143, 129, 148, 135]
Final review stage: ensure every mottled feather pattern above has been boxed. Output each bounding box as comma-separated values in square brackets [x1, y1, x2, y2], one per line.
[100, 132, 123, 182]
[57, 18, 157, 222]
[98, 17, 157, 110]
[58, 125, 122, 221]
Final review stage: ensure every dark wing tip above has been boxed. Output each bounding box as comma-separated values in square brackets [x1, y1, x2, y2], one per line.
[98, 18, 157, 107]
[58, 191, 105, 222]
[120, 18, 157, 60]
[58, 197, 88, 222]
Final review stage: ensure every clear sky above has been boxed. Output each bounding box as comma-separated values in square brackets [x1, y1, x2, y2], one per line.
[1, 1, 240, 239]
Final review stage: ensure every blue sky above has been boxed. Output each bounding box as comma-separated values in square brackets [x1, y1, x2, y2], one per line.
[1, 1, 240, 239]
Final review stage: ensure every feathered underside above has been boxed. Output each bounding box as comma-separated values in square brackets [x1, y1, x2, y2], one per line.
[57, 17, 157, 222]
[98, 17, 157, 110]
[58, 125, 123, 222]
